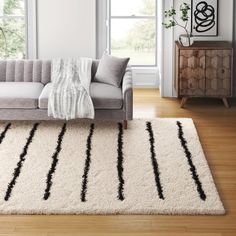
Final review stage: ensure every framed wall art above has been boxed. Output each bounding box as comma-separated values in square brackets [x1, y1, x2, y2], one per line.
[191, 0, 218, 36]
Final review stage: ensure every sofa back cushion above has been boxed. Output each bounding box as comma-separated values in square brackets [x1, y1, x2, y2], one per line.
[0, 60, 100, 84]
[0, 60, 51, 84]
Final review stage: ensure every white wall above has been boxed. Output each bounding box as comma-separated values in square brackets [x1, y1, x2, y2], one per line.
[37, 0, 96, 60]
[161, 0, 234, 97]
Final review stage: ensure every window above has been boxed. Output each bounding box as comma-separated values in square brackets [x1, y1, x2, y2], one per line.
[0, 0, 26, 59]
[108, 0, 157, 66]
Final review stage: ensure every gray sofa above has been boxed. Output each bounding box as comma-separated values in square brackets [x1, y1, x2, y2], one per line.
[0, 60, 133, 128]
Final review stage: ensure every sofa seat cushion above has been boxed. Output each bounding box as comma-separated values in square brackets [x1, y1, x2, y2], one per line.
[39, 82, 123, 110]
[0, 82, 44, 109]
[90, 82, 123, 109]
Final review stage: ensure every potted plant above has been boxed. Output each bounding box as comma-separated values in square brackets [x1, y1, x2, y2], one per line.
[163, 3, 193, 47]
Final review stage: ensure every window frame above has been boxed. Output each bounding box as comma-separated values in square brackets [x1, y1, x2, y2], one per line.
[107, 0, 158, 67]
[26, 0, 37, 59]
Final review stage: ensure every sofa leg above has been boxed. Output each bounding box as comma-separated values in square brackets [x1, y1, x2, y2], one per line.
[123, 120, 128, 130]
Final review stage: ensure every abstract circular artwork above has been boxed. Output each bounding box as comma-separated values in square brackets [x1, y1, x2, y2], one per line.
[191, 0, 218, 36]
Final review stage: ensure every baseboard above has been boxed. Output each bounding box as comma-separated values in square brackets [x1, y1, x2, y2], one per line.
[133, 83, 159, 88]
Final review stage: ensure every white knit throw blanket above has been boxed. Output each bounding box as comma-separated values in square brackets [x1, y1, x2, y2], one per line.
[48, 58, 95, 120]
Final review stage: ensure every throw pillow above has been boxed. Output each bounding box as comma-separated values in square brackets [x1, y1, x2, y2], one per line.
[94, 54, 130, 87]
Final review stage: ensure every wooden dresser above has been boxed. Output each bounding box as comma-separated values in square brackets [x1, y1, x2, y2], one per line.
[175, 41, 233, 108]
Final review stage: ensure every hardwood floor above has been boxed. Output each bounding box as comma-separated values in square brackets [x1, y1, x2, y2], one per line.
[0, 89, 235, 236]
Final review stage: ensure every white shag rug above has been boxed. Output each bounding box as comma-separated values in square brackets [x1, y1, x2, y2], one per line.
[0, 119, 225, 215]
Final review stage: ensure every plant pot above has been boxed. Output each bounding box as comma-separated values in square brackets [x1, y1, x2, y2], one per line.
[179, 34, 194, 47]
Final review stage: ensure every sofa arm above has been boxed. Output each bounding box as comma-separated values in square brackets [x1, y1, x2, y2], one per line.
[122, 66, 133, 120]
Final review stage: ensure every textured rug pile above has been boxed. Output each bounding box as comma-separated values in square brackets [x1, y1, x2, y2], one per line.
[0, 119, 225, 215]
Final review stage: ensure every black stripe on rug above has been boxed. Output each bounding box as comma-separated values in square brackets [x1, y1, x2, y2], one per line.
[117, 122, 125, 201]
[0, 123, 11, 145]
[4, 123, 39, 201]
[44, 123, 67, 200]
[146, 122, 164, 200]
[176, 121, 206, 201]
[81, 123, 95, 202]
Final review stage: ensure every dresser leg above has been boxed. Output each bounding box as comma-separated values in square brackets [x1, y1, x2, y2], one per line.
[222, 98, 230, 108]
[180, 97, 188, 108]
